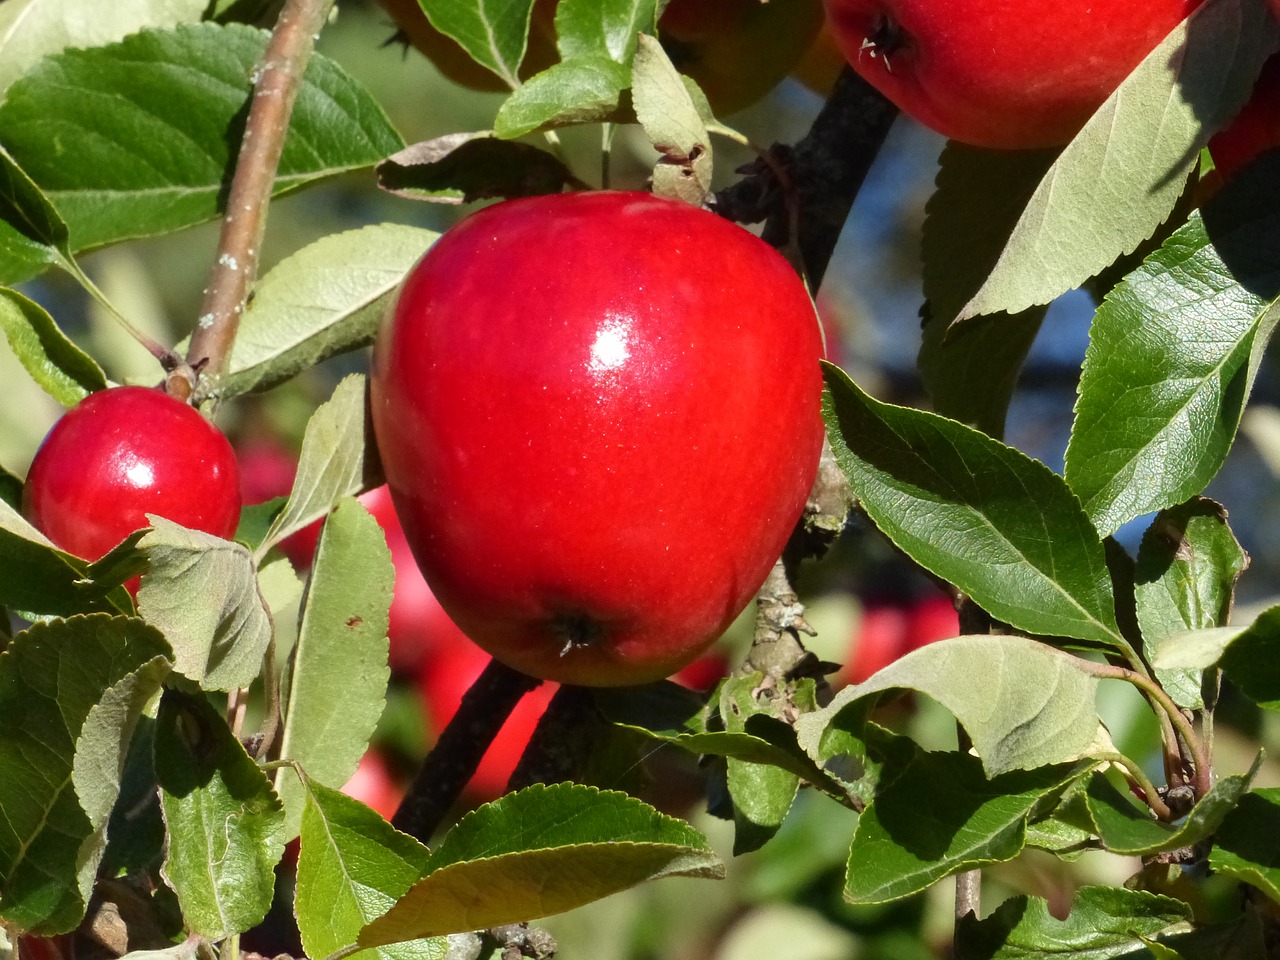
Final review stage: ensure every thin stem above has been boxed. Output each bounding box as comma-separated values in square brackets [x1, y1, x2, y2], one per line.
[60, 255, 174, 367]
[319, 944, 363, 960]
[255, 633, 281, 760]
[1094, 751, 1173, 821]
[1081, 660, 1212, 800]
[600, 123, 615, 190]
[185, 0, 336, 395]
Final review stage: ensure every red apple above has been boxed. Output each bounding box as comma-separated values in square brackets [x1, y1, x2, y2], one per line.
[370, 190, 824, 687]
[672, 652, 730, 692]
[841, 602, 910, 685]
[1208, 53, 1280, 182]
[341, 750, 404, 821]
[23, 386, 240, 594]
[904, 593, 958, 651]
[821, 0, 1205, 148]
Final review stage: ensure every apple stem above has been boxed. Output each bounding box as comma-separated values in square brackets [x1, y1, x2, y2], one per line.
[391, 657, 543, 842]
[184, 0, 337, 396]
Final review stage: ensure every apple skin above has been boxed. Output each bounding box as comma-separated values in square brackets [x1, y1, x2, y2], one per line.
[370, 190, 824, 687]
[23, 386, 240, 591]
[1208, 53, 1280, 183]
[822, 0, 1205, 148]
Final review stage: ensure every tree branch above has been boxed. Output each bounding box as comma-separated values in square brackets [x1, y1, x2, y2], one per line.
[714, 66, 899, 289]
[180, 0, 336, 398]
[391, 658, 542, 843]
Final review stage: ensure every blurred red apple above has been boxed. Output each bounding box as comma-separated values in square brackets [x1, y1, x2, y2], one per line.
[341, 750, 403, 821]
[1208, 53, 1280, 183]
[841, 602, 910, 685]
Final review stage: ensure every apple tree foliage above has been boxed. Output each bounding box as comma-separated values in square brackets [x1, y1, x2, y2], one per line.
[0, 0, 1279, 957]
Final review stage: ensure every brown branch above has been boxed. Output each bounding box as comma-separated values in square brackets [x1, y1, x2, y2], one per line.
[391, 657, 542, 843]
[507, 685, 600, 791]
[181, 0, 336, 398]
[714, 66, 899, 290]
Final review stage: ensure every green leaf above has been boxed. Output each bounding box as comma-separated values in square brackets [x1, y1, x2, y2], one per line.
[922, 143, 1059, 327]
[416, 0, 535, 89]
[1210, 788, 1280, 903]
[211, 224, 438, 398]
[919, 306, 1046, 440]
[0, 0, 207, 95]
[154, 687, 286, 941]
[959, 0, 1280, 320]
[493, 56, 630, 140]
[0, 497, 131, 618]
[1218, 606, 1280, 710]
[0, 615, 171, 934]
[261, 374, 377, 558]
[720, 675, 800, 855]
[359, 784, 724, 944]
[1064, 161, 1280, 538]
[377, 135, 578, 204]
[594, 682, 832, 784]
[100, 717, 165, 878]
[955, 886, 1191, 959]
[822, 365, 1125, 650]
[0, 287, 107, 405]
[1134, 498, 1248, 708]
[845, 752, 1082, 904]
[275, 498, 393, 838]
[798, 635, 1104, 779]
[137, 518, 275, 692]
[296, 780, 441, 960]
[918, 144, 1059, 437]
[631, 33, 711, 205]
[0, 23, 404, 258]
[72, 655, 171, 891]
[1064, 757, 1258, 856]
[553, 0, 658, 63]
[0, 143, 69, 284]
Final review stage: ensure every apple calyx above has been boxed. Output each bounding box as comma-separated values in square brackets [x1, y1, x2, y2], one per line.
[858, 13, 907, 73]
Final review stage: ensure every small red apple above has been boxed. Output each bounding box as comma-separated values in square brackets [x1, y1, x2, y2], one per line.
[23, 386, 240, 593]
[821, 0, 1205, 148]
[1208, 53, 1280, 182]
[370, 191, 824, 687]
